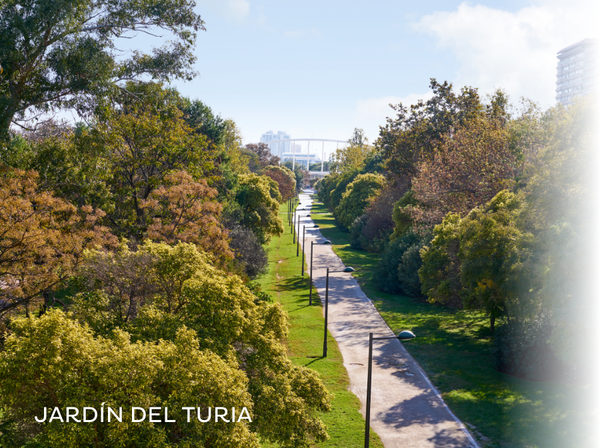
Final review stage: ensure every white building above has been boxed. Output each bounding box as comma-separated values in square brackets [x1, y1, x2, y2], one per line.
[556, 39, 597, 106]
[260, 131, 291, 156]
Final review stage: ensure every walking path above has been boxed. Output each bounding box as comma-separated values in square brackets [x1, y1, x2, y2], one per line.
[295, 192, 478, 448]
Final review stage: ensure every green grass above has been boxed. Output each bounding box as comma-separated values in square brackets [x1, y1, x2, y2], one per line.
[309, 198, 598, 448]
[256, 201, 384, 448]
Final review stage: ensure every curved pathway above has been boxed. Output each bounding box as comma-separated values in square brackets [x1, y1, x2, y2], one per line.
[295, 192, 478, 448]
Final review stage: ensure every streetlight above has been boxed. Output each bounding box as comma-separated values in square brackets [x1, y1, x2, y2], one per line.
[322, 266, 354, 357]
[309, 238, 330, 305]
[301, 225, 306, 275]
[364, 330, 416, 448]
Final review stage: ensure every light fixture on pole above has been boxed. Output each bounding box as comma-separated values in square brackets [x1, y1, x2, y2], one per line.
[364, 330, 416, 448]
[322, 266, 354, 357]
[309, 238, 330, 305]
[301, 225, 306, 276]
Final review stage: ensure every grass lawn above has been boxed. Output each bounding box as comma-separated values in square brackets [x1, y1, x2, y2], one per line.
[309, 197, 598, 448]
[256, 201, 384, 448]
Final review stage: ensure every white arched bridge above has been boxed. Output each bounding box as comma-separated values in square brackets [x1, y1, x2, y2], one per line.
[257, 138, 348, 178]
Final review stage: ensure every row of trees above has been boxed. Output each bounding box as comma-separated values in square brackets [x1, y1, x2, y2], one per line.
[0, 2, 328, 445]
[316, 80, 596, 380]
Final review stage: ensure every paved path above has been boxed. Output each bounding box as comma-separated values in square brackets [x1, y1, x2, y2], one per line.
[295, 192, 478, 448]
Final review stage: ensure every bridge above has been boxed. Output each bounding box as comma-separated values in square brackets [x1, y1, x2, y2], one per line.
[256, 138, 348, 176]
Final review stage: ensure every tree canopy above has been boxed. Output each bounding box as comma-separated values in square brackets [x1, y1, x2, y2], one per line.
[0, 0, 204, 137]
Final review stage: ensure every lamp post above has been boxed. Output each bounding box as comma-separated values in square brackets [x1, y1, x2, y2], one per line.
[309, 237, 327, 305]
[301, 225, 306, 276]
[364, 330, 416, 448]
[322, 266, 354, 357]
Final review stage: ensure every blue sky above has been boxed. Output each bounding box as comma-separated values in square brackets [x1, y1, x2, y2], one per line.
[164, 0, 598, 145]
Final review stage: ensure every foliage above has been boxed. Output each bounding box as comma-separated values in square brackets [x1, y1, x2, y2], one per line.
[355, 182, 408, 252]
[263, 165, 296, 202]
[245, 143, 280, 170]
[0, 0, 204, 137]
[91, 83, 215, 239]
[376, 79, 494, 180]
[141, 170, 233, 262]
[372, 232, 421, 294]
[181, 98, 227, 145]
[391, 189, 420, 239]
[397, 242, 424, 298]
[0, 310, 259, 447]
[334, 173, 386, 230]
[418, 213, 463, 308]
[328, 170, 359, 211]
[491, 311, 564, 380]
[0, 169, 115, 319]
[459, 190, 528, 332]
[330, 128, 374, 174]
[228, 225, 269, 279]
[235, 174, 284, 244]
[73, 242, 331, 447]
[411, 116, 516, 226]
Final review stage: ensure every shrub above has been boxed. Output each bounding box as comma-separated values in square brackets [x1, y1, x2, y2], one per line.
[397, 242, 424, 297]
[492, 311, 566, 380]
[229, 225, 268, 279]
[334, 173, 386, 230]
[418, 213, 463, 308]
[349, 214, 369, 250]
[373, 232, 420, 294]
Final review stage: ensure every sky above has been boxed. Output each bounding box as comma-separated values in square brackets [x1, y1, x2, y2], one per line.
[161, 0, 598, 146]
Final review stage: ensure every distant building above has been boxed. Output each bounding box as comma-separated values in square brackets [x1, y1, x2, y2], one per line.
[260, 131, 291, 157]
[556, 39, 597, 106]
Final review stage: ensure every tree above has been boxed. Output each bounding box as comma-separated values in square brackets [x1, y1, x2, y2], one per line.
[0, 0, 204, 137]
[0, 170, 115, 319]
[90, 83, 214, 239]
[0, 310, 260, 447]
[376, 79, 497, 181]
[334, 173, 386, 229]
[263, 165, 296, 202]
[410, 117, 516, 226]
[330, 128, 374, 174]
[73, 242, 331, 447]
[418, 213, 463, 308]
[459, 190, 528, 332]
[235, 174, 284, 244]
[245, 143, 280, 170]
[142, 170, 233, 262]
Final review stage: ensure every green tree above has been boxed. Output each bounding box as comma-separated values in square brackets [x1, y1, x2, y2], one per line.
[72, 242, 331, 447]
[0, 310, 259, 447]
[235, 174, 284, 244]
[334, 173, 386, 229]
[331, 128, 374, 174]
[0, 0, 204, 137]
[419, 213, 463, 308]
[459, 190, 528, 332]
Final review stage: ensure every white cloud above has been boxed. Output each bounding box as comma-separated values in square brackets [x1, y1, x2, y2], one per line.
[198, 0, 250, 21]
[414, 1, 599, 107]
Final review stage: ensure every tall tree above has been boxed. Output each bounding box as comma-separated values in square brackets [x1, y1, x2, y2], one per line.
[0, 0, 204, 137]
[376, 79, 488, 181]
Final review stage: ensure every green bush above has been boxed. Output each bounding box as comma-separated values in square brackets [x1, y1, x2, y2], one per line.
[397, 242, 424, 297]
[349, 214, 369, 250]
[373, 232, 421, 294]
[334, 173, 386, 230]
[492, 311, 566, 380]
